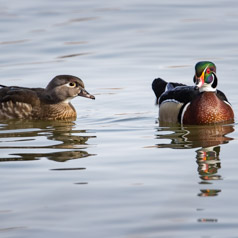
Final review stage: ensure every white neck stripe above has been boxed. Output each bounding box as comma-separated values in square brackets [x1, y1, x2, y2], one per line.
[180, 102, 191, 125]
[199, 84, 216, 92]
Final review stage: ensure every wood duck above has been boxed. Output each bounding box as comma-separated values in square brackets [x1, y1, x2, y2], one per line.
[152, 61, 234, 125]
[0, 75, 95, 120]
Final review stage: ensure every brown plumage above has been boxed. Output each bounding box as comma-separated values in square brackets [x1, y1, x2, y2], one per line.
[0, 75, 95, 120]
[183, 92, 234, 125]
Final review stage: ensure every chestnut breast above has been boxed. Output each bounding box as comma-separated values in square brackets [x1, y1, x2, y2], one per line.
[183, 92, 234, 125]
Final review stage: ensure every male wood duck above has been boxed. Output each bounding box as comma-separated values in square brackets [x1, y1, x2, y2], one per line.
[0, 75, 95, 120]
[152, 61, 234, 125]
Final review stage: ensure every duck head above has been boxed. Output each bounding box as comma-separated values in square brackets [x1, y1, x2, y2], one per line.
[193, 61, 217, 92]
[45, 75, 95, 103]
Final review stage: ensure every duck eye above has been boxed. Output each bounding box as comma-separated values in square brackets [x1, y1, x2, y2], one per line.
[69, 82, 76, 87]
[206, 68, 211, 74]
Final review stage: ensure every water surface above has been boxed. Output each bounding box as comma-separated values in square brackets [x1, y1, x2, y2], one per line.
[1, 0, 238, 237]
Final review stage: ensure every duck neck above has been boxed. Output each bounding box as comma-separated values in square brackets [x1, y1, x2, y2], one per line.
[199, 85, 216, 93]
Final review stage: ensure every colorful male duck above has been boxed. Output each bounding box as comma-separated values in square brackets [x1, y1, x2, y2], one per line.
[0, 75, 95, 120]
[152, 61, 234, 125]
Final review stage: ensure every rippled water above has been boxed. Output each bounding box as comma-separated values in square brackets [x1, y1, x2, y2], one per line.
[1, 0, 238, 237]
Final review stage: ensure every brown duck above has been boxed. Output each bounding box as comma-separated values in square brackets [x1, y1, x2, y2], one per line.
[0, 75, 95, 120]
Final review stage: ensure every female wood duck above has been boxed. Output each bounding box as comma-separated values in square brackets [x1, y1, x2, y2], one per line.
[0, 75, 95, 120]
[152, 61, 234, 125]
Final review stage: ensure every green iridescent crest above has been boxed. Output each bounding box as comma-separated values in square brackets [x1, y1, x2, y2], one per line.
[195, 61, 216, 84]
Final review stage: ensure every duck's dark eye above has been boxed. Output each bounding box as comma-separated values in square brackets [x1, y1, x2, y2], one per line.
[68, 82, 76, 87]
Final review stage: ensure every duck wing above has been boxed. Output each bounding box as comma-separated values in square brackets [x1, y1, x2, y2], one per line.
[158, 85, 200, 106]
[152, 78, 187, 104]
[216, 89, 232, 105]
[0, 86, 42, 119]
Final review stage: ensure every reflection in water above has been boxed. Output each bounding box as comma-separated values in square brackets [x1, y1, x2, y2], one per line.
[198, 189, 221, 197]
[197, 218, 218, 223]
[156, 124, 234, 149]
[196, 146, 222, 183]
[3, 150, 90, 163]
[155, 123, 234, 185]
[0, 120, 95, 162]
[155, 123, 234, 222]
[196, 146, 223, 198]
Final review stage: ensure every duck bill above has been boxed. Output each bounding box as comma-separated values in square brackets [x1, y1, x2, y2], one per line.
[78, 88, 95, 100]
[195, 71, 205, 89]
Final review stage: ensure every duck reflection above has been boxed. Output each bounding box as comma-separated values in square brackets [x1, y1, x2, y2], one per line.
[196, 146, 223, 197]
[155, 123, 234, 197]
[156, 123, 235, 224]
[0, 120, 95, 162]
[196, 146, 221, 182]
[156, 124, 234, 149]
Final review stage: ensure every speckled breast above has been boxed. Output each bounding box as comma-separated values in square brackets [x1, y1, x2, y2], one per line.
[182, 92, 234, 125]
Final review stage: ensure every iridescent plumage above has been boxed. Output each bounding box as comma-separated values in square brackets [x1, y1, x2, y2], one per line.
[152, 61, 234, 125]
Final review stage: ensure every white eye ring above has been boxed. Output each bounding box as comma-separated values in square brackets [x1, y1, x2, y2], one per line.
[67, 82, 76, 88]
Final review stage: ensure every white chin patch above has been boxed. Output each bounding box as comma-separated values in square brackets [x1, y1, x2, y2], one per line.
[199, 84, 216, 92]
[196, 81, 203, 88]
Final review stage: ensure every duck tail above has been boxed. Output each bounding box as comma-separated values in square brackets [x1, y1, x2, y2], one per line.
[152, 78, 168, 104]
